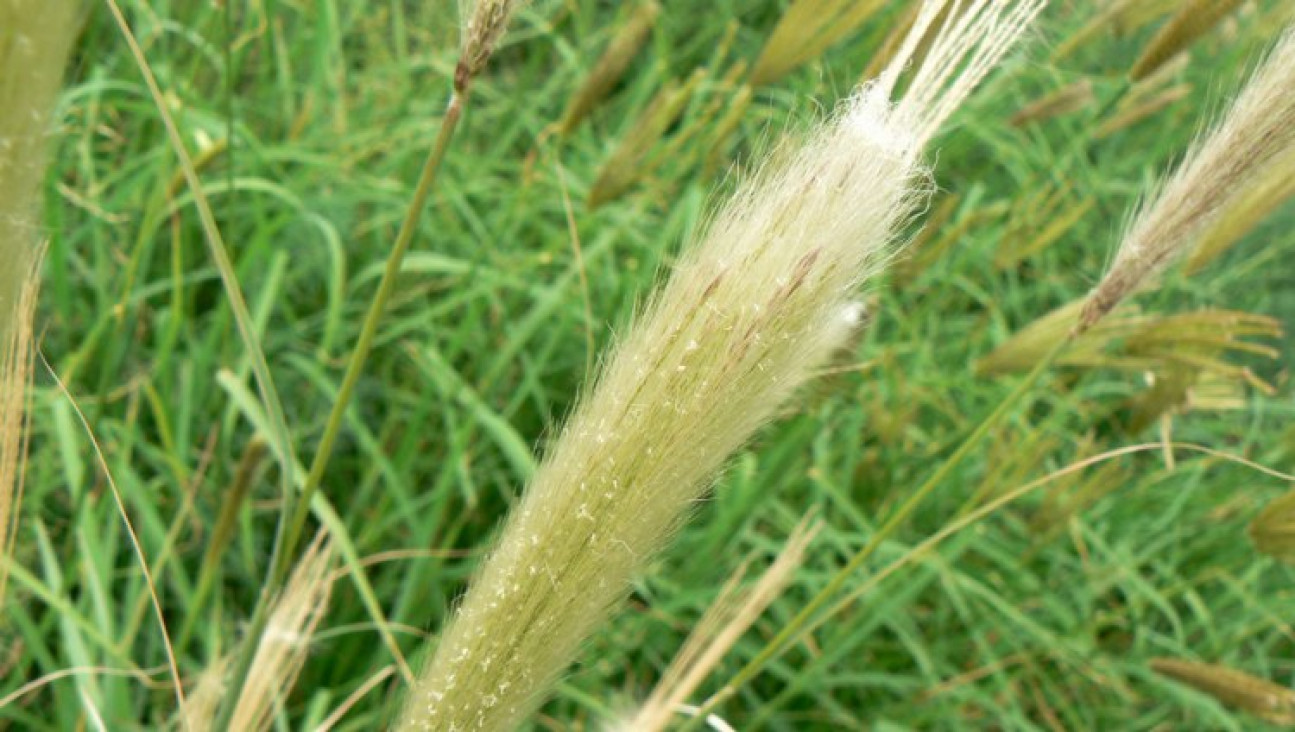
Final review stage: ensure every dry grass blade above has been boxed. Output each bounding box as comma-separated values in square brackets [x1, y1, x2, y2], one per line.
[1151, 657, 1295, 725]
[1250, 489, 1295, 563]
[181, 656, 230, 732]
[1130, 0, 1245, 81]
[622, 517, 820, 732]
[228, 532, 335, 732]
[557, 2, 659, 135]
[1080, 27, 1295, 330]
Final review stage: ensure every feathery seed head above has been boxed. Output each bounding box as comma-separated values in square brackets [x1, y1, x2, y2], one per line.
[0, 249, 42, 603]
[399, 2, 1044, 729]
[457, 0, 527, 93]
[228, 534, 334, 732]
[1, 0, 76, 603]
[1080, 27, 1295, 331]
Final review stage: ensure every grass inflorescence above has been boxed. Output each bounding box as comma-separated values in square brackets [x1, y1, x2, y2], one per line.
[3, 1, 1295, 730]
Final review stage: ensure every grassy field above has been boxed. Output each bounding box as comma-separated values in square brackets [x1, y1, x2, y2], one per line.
[5, 1, 1295, 729]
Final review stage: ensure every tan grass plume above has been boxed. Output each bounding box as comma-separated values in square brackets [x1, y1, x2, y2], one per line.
[0, 0, 78, 602]
[398, 2, 1044, 729]
[0, 251, 42, 601]
[620, 517, 819, 732]
[457, 0, 529, 93]
[226, 532, 335, 731]
[1079, 27, 1295, 331]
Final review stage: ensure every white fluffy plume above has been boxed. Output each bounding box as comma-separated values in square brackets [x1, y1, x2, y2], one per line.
[398, 2, 1044, 729]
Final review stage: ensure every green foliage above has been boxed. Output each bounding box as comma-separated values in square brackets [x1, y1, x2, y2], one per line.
[5, 1, 1294, 730]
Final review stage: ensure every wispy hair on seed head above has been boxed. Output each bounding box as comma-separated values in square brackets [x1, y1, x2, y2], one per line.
[397, 2, 1044, 729]
[226, 533, 334, 732]
[1080, 27, 1295, 331]
[456, 0, 528, 92]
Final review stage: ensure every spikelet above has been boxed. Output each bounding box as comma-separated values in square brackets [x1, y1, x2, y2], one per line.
[228, 533, 334, 731]
[702, 83, 754, 176]
[995, 183, 1093, 268]
[979, 301, 1280, 377]
[1093, 83, 1192, 139]
[1092, 53, 1191, 140]
[1111, 0, 1180, 37]
[1151, 657, 1295, 725]
[620, 518, 819, 732]
[893, 197, 1007, 286]
[0, 0, 77, 602]
[588, 71, 703, 208]
[1250, 489, 1295, 563]
[1029, 443, 1129, 538]
[557, 2, 660, 136]
[456, 0, 528, 93]
[1184, 145, 1295, 274]
[181, 656, 231, 732]
[1008, 78, 1095, 127]
[752, 0, 888, 86]
[396, 3, 1044, 730]
[1130, 0, 1245, 81]
[1079, 27, 1295, 331]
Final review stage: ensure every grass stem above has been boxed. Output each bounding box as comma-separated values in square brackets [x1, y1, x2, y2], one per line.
[214, 93, 466, 729]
